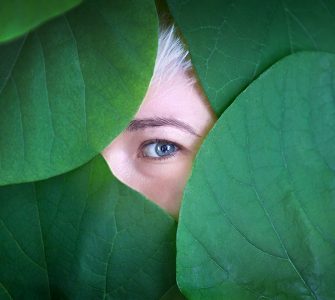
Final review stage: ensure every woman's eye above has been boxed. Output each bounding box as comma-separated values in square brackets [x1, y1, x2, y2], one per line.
[140, 140, 179, 159]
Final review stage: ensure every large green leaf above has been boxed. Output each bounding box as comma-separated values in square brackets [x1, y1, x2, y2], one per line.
[0, 0, 157, 185]
[0, 0, 82, 43]
[177, 52, 335, 299]
[0, 155, 178, 299]
[167, 0, 335, 115]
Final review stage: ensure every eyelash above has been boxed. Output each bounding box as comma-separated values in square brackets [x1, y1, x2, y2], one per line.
[137, 138, 183, 161]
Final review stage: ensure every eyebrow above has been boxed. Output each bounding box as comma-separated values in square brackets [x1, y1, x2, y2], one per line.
[126, 117, 201, 137]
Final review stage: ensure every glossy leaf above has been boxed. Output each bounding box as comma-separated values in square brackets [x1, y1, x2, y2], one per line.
[167, 0, 335, 115]
[0, 155, 178, 299]
[0, 0, 82, 43]
[0, 0, 158, 185]
[177, 52, 335, 299]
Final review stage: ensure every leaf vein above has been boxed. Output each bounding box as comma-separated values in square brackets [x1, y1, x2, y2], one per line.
[63, 15, 88, 145]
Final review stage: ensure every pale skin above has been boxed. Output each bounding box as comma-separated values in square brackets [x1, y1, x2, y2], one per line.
[102, 70, 216, 218]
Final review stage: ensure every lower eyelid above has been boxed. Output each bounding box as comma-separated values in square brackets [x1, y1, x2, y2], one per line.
[141, 151, 179, 162]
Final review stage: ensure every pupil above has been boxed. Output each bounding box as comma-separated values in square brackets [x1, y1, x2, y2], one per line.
[160, 145, 168, 153]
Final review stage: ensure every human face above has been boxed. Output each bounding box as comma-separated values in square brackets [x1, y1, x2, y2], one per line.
[102, 71, 216, 218]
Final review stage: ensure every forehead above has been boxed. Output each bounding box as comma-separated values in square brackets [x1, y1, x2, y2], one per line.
[135, 72, 213, 132]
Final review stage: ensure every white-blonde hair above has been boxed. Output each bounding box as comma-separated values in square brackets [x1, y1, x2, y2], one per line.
[150, 25, 195, 86]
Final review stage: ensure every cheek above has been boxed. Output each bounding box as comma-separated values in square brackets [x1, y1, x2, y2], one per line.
[134, 157, 193, 217]
[102, 135, 135, 184]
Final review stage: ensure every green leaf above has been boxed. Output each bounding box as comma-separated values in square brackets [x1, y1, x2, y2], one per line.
[167, 0, 335, 115]
[0, 155, 178, 299]
[0, 0, 82, 43]
[0, 0, 158, 185]
[177, 52, 335, 299]
[160, 285, 186, 300]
